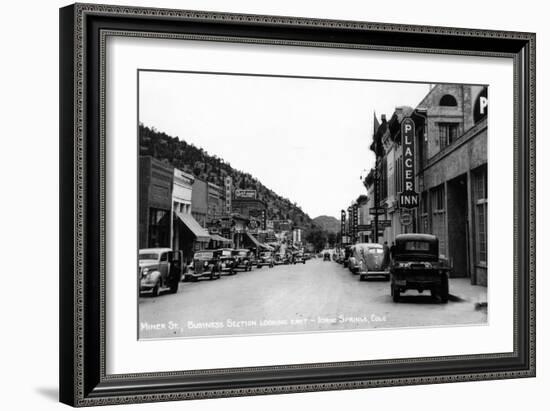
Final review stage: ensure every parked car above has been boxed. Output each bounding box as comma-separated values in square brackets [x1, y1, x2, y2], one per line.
[277, 253, 291, 265]
[257, 251, 275, 268]
[216, 248, 235, 274]
[347, 245, 359, 273]
[273, 254, 284, 265]
[334, 249, 345, 264]
[350, 243, 389, 281]
[230, 249, 255, 272]
[293, 253, 306, 264]
[390, 234, 451, 303]
[343, 245, 352, 268]
[139, 248, 184, 296]
[186, 250, 223, 281]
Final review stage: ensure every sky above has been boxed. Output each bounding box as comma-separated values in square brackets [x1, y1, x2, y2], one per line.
[139, 71, 430, 219]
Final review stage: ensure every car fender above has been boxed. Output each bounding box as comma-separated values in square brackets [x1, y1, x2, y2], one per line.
[146, 270, 162, 284]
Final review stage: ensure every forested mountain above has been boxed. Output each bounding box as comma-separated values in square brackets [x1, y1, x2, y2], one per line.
[312, 215, 341, 234]
[139, 124, 316, 231]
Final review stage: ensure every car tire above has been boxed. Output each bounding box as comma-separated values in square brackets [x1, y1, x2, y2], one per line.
[392, 285, 400, 302]
[151, 281, 160, 297]
[169, 278, 179, 294]
[360, 275, 365, 281]
[440, 278, 449, 303]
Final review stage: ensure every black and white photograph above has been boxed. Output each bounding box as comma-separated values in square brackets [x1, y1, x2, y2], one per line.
[137, 71, 489, 339]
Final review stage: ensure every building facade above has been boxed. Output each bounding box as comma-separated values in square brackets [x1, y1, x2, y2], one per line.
[232, 197, 267, 220]
[171, 168, 211, 261]
[207, 182, 225, 224]
[139, 156, 173, 249]
[416, 84, 488, 285]
[368, 84, 488, 285]
[191, 178, 208, 228]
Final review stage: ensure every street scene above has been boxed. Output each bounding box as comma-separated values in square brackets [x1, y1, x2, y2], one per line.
[138, 72, 488, 339]
[139, 256, 487, 339]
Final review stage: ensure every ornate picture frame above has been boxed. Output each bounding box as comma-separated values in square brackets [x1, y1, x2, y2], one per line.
[59, 3, 535, 406]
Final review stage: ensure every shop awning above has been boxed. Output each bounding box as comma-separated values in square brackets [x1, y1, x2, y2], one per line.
[174, 211, 211, 242]
[210, 234, 232, 244]
[244, 232, 262, 248]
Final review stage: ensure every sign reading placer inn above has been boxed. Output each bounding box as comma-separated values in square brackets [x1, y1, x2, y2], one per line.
[399, 117, 419, 209]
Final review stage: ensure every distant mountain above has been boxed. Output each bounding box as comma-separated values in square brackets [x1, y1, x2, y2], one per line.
[312, 215, 341, 234]
[139, 124, 316, 231]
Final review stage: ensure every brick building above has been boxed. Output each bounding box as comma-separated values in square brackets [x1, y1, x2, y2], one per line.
[139, 156, 173, 249]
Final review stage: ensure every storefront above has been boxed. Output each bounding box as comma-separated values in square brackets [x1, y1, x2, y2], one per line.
[208, 234, 233, 249]
[173, 210, 211, 262]
[368, 85, 488, 285]
[139, 156, 173, 249]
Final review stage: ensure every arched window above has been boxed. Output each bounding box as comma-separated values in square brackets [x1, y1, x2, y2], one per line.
[439, 94, 458, 107]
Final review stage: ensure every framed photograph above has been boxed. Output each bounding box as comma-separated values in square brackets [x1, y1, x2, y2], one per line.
[59, 3, 536, 407]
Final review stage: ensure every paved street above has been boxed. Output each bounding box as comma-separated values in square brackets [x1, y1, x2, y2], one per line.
[139, 258, 487, 339]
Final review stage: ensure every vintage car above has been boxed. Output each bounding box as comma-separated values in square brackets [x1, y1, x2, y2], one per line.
[347, 245, 358, 272]
[323, 251, 331, 261]
[139, 248, 184, 296]
[273, 254, 283, 265]
[216, 248, 235, 274]
[390, 234, 451, 303]
[343, 245, 352, 268]
[349, 243, 388, 281]
[257, 251, 275, 268]
[334, 249, 345, 264]
[230, 249, 255, 272]
[293, 252, 306, 264]
[186, 250, 223, 281]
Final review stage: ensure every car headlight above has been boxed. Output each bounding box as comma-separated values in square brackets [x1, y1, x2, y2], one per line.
[142, 268, 149, 275]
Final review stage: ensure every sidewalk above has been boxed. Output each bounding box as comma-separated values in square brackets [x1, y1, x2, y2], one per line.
[449, 278, 487, 307]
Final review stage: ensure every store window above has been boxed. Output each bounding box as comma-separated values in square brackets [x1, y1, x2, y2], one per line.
[473, 168, 488, 265]
[148, 208, 170, 247]
[438, 123, 459, 149]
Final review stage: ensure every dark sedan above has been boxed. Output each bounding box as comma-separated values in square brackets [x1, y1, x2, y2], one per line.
[390, 234, 451, 303]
